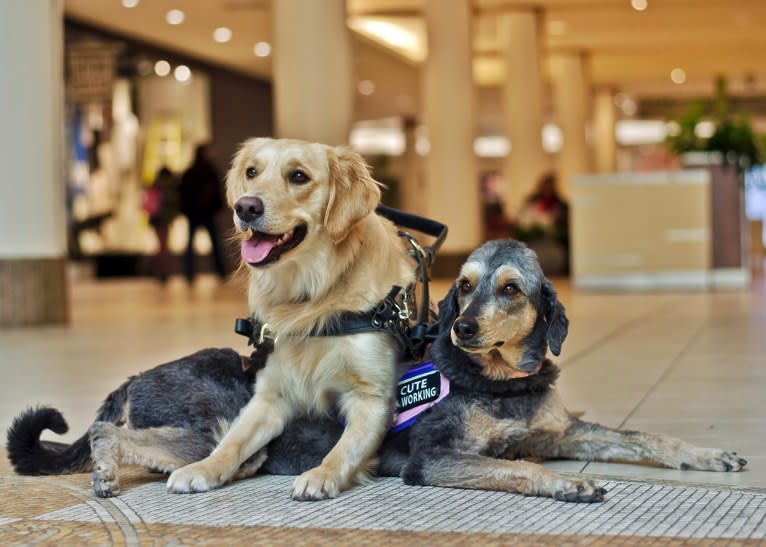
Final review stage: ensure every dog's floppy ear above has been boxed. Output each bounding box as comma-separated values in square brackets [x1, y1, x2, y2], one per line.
[324, 146, 381, 243]
[436, 285, 460, 335]
[541, 278, 569, 356]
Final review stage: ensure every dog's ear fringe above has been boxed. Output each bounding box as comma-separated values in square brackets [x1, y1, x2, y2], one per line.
[541, 278, 569, 356]
[324, 147, 382, 243]
[436, 285, 460, 334]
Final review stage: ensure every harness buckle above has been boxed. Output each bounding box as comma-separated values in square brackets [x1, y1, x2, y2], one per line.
[257, 322, 277, 346]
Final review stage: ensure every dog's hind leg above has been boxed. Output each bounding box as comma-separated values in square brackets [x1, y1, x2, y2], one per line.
[553, 419, 747, 472]
[402, 453, 606, 503]
[89, 422, 213, 497]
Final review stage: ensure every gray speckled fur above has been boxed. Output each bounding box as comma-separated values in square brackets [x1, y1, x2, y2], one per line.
[398, 240, 746, 502]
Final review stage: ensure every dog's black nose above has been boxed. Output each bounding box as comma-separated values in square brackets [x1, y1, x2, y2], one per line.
[235, 196, 264, 223]
[453, 317, 478, 341]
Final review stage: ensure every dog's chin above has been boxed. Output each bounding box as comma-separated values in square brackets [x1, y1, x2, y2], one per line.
[240, 224, 308, 268]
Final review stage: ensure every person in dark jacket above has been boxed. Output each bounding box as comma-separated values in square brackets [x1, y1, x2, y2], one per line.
[179, 144, 227, 282]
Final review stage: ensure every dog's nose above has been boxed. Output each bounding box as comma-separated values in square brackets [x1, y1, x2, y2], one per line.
[453, 317, 479, 341]
[234, 196, 264, 223]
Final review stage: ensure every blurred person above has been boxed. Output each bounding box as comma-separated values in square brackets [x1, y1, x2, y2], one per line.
[522, 172, 569, 239]
[179, 144, 227, 282]
[480, 171, 511, 240]
[144, 166, 180, 284]
[516, 172, 570, 273]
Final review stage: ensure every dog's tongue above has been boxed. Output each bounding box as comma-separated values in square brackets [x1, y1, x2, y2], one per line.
[241, 233, 278, 264]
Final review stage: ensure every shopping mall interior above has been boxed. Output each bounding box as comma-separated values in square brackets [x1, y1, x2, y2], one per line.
[1, 0, 766, 544]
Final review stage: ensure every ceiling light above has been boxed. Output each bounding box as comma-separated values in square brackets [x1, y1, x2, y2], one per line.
[350, 127, 405, 156]
[213, 27, 232, 43]
[174, 65, 192, 83]
[631, 0, 648, 11]
[358, 80, 375, 95]
[356, 20, 417, 49]
[121, 0, 139, 7]
[166, 9, 185, 25]
[615, 120, 666, 145]
[154, 60, 171, 77]
[670, 67, 687, 84]
[253, 42, 271, 57]
[474, 136, 511, 158]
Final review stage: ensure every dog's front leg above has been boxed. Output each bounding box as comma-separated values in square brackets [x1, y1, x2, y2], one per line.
[290, 392, 389, 501]
[554, 419, 747, 472]
[403, 453, 606, 503]
[166, 392, 291, 493]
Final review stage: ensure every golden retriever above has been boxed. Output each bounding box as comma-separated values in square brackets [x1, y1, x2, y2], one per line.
[166, 138, 414, 500]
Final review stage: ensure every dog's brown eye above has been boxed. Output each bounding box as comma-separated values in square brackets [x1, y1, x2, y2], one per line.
[246, 167, 257, 179]
[502, 283, 519, 296]
[459, 279, 472, 293]
[289, 170, 310, 184]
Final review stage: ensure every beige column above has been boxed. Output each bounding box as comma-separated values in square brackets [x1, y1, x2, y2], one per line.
[500, 10, 549, 215]
[422, 0, 480, 254]
[400, 117, 422, 215]
[550, 52, 591, 200]
[593, 87, 617, 173]
[272, 0, 353, 145]
[0, 0, 68, 326]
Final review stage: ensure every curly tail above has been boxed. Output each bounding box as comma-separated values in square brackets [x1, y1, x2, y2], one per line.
[6, 380, 131, 475]
[6, 407, 92, 475]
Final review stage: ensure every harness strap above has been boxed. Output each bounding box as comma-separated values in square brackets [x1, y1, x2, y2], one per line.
[234, 286, 418, 363]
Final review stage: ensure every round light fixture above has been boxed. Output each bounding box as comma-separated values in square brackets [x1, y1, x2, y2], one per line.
[174, 65, 192, 83]
[121, 0, 140, 7]
[631, 0, 648, 11]
[213, 27, 232, 43]
[166, 9, 185, 25]
[154, 60, 171, 77]
[670, 67, 687, 84]
[253, 42, 272, 57]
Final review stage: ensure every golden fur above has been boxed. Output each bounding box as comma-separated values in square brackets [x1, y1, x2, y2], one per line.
[167, 138, 414, 499]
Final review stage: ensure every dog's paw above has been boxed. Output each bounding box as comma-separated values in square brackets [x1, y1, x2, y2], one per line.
[680, 449, 747, 472]
[92, 464, 120, 498]
[552, 479, 607, 503]
[291, 466, 342, 501]
[166, 460, 228, 494]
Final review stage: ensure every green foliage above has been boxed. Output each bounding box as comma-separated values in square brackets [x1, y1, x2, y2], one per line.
[665, 76, 764, 169]
[665, 102, 705, 156]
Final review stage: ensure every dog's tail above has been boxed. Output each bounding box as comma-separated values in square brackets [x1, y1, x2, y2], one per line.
[6, 380, 130, 475]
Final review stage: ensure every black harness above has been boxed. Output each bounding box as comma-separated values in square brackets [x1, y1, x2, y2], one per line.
[235, 205, 448, 370]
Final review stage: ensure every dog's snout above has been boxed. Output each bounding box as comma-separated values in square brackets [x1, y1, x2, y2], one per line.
[235, 196, 264, 223]
[453, 317, 479, 341]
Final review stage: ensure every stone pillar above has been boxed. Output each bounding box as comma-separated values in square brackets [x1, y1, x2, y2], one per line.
[272, 0, 353, 145]
[0, 0, 68, 326]
[550, 52, 592, 200]
[422, 0, 480, 259]
[400, 117, 422, 216]
[500, 10, 549, 215]
[593, 87, 617, 173]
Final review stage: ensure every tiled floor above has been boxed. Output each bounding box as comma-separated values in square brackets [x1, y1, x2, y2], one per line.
[1, 271, 765, 489]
